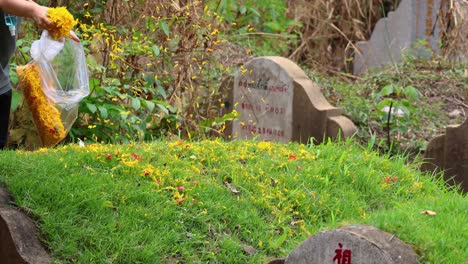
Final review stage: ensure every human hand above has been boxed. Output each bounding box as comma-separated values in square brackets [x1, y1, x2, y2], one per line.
[31, 5, 52, 29]
[69, 30, 80, 43]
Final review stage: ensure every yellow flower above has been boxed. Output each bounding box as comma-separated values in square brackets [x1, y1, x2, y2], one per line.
[17, 64, 67, 147]
[47, 7, 77, 39]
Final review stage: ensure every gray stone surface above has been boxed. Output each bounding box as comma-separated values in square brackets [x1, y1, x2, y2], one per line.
[226, 56, 357, 144]
[0, 187, 51, 264]
[421, 118, 468, 192]
[284, 225, 418, 264]
[354, 0, 442, 75]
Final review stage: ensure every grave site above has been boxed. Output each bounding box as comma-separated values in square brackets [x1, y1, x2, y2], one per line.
[0, 1, 467, 263]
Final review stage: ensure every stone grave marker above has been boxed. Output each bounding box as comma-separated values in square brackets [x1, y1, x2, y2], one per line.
[354, 0, 442, 75]
[421, 118, 468, 192]
[0, 187, 50, 264]
[223, 56, 357, 144]
[269, 225, 418, 264]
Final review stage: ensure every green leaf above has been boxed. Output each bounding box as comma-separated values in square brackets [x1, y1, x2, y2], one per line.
[131, 97, 141, 110]
[239, 6, 247, 14]
[145, 100, 155, 112]
[248, 7, 261, 17]
[398, 105, 411, 115]
[157, 104, 169, 115]
[151, 45, 160, 57]
[380, 84, 394, 97]
[89, 78, 99, 91]
[87, 103, 97, 114]
[160, 21, 170, 36]
[98, 106, 108, 119]
[404, 86, 420, 100]
[156, 81, 167, 99]
[377, 98, 394, 111]
[264, 22, 283, 32]
[10, 90, 21, 112]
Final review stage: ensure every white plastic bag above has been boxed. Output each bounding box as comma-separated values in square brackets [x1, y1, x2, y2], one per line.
[31, 31, 90, 106]
[18, 31, 90, 147]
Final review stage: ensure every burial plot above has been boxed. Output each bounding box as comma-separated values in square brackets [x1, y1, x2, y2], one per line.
[270, 225, 418, 264]
[421, 118, 468, 192]
[224, 56, 357, 144]
[354, 0, 442, 75]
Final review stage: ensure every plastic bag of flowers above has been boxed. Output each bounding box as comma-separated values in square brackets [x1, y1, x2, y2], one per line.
[16, 7, 89, 147]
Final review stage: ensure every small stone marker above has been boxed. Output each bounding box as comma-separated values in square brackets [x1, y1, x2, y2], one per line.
[421, 118, 468, 192]
[225, 56, 357, 144]
[281, 225, 418, 264]
[354, 0, 442, 75]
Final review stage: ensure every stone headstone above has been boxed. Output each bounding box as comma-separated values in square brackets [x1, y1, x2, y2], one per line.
[0, 187, 51, 264]
[281, 225, 418, 264]
[224, 56, 357, 144]
[354, 0, 442, 75]
[421, 118, 468, 192]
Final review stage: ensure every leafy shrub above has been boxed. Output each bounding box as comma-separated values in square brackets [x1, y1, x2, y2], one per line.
[30, 1, 249, 144]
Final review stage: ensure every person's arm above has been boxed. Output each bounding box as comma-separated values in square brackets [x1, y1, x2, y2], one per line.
[0, 0, 51, 29]
[0, 0, 80, 42]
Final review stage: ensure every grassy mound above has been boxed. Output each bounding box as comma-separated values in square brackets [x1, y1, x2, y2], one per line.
[0, 140, 466, 263]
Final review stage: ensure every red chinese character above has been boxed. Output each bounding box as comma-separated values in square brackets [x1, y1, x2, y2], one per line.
[333, 243, 352, 264]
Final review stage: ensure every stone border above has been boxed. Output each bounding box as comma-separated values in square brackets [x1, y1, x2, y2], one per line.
[0, 187, 51, 264]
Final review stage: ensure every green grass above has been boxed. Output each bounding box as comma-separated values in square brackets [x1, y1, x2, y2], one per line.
[0, 139, 466, 263]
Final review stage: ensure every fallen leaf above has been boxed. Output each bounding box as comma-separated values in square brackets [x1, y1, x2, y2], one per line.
[270, 178, 278, 186]
[420, 210, 436, 216]
[243, 245, 256, 256]
[224, 182, 241, 195]
[290, 220, 304, 226]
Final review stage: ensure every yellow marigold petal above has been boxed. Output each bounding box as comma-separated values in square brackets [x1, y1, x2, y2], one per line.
[47, 7, 77, 40]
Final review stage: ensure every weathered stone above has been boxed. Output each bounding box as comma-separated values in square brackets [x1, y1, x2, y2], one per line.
[448, 109, 462, 119]
[285, 225, 418, 264]
[225, 56, 357, 144]
[422, 118, 468, 192]
[354, 0, 442, 75]
[0, 187, 51, 264]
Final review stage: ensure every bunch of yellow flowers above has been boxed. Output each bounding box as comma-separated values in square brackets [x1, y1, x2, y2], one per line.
[17, 64, 67, 147]
[47, 7, 77, 39]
